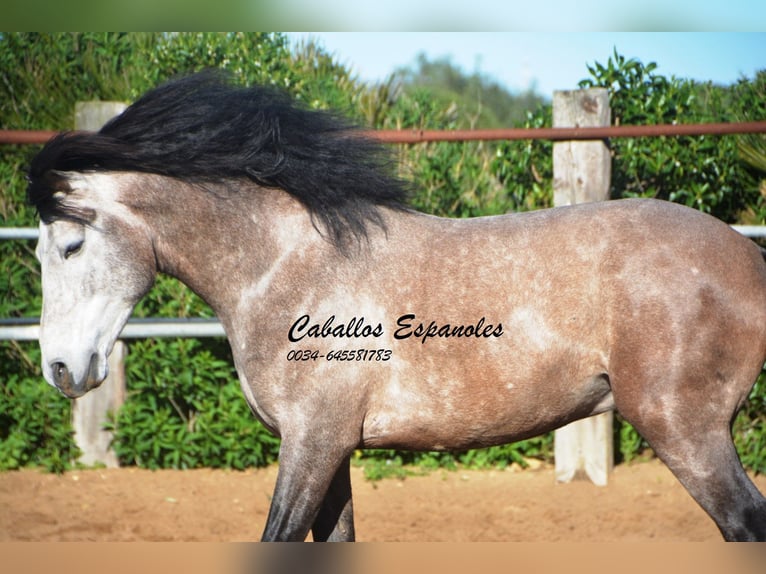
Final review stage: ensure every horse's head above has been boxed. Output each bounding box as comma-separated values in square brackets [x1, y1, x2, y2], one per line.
[32, 171, 156, 398]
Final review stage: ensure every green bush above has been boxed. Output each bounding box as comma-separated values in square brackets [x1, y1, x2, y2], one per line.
[384, 88, 511, 218]
[578, 50, 766, 224]
[491, 104, 554, 212]
[107, 338, 279, 469]
[0, 343, 78, 472]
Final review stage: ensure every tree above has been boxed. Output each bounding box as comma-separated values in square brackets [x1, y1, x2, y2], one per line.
[394, 52, 546, 129]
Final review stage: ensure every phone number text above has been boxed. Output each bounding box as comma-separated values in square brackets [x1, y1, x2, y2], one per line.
[286, 349, 392, 362]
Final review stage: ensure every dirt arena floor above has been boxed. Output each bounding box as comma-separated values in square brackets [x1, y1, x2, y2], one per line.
[2, 458, 764, 542]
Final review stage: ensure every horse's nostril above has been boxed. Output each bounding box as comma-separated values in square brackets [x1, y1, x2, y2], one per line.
[49, 361, 83, 398]
[52, 361, 69, 385]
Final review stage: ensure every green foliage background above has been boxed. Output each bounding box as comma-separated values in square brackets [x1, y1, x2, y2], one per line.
[1, 33, 764, 476]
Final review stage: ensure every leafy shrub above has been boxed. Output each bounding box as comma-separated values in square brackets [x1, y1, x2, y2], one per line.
[355, 435, 555, 481]
[0, 343, 77, 472]
[491, 104, 554, 212]
[578, 50, 766, 223]
[380, 88, 507, 218]
[108, 338, 279, 469]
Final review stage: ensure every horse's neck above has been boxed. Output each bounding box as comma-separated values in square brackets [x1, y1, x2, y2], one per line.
[143, 179, 321, 323]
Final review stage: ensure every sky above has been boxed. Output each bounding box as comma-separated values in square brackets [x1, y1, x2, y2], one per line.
[4, 0, 765, 33]
[286, 33, 766, 98]
[279, 1, 766, 33]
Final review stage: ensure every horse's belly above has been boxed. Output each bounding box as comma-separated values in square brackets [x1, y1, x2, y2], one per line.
[361, 371, 612, 451]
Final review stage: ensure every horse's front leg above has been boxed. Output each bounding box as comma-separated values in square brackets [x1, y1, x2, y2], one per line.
[311, 455, 355, 541]
[261, 437, 354, 542]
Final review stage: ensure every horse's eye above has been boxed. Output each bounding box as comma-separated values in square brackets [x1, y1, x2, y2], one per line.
[64, 240, 84, 260]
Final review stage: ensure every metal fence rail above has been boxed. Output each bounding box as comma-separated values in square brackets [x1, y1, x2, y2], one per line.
[7, 224, 766, 242]
[0, 317, 225, 341]
[3, 121, 766, 145]
[0, 227, 38, 240]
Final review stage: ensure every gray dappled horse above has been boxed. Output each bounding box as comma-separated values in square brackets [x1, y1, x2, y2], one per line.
[28, 72, 766, 541]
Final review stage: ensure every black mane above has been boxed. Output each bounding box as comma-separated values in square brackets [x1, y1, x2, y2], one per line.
[28, 70, 411, 248]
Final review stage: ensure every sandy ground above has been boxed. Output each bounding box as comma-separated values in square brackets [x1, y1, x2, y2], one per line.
[1, 458, 764, 542]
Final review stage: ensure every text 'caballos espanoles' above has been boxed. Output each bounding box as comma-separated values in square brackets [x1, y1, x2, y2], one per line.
[288, 314, 503, 345]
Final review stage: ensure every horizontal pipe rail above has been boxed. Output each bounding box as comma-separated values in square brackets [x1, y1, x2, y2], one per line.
[0, 227, 38, 240]
[0, 317, 225, 341]
[7, 224, 766, 242]
[731, 225, 766, 238]
[368, 121, 766, 143]
[0, 129, 59, 144]
[2, 121, 766, 146]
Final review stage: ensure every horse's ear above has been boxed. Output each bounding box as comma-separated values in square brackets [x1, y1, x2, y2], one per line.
[48, 171, 98, 198]
[30, 170, 96, 225]
[47, 170, 76, 192]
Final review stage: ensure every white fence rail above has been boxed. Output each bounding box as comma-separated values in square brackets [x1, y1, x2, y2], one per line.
[0, 227, 39, 240]
[0, 317, 225, 341]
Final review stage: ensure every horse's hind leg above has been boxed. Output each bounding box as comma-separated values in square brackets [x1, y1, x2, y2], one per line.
[614, 378, 766, 540]
[649, 427, 766, 541]
[311, 455, 355, 541]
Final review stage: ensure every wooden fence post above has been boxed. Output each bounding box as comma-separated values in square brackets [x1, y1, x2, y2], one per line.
[70, 101, 127, 468]
[552, 89, 614, 486]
